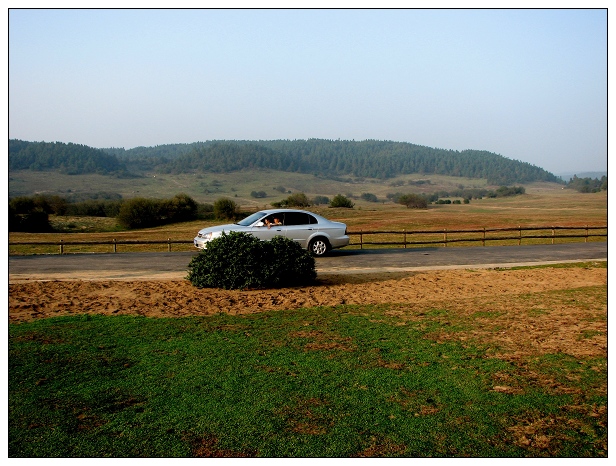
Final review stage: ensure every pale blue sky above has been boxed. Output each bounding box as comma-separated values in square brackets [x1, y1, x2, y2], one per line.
[8, 8, 607, 174]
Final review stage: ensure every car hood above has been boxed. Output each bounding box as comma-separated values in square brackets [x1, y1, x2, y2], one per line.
[197, 224, 250, 235]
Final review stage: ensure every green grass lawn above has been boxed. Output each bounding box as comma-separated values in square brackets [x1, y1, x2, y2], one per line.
[9, 301, 607, 457]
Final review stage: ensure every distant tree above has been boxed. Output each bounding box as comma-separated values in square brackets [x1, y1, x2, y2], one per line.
[495, 186, 526, 197]
[312, 195, 330, 205]
[566, 175, 607, 193]
[398, 193, 428, 209]
[117, 198, 160, 229]
[213, 197, 238, 220]
[360, 193, 378, 202]
[160, 193, 198, 223]
[271, 192, 311, 208]
[330, 194, 354, 208]
[250, 190, 267, 198]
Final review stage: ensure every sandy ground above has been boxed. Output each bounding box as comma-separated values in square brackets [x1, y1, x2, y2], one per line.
[8, 266, 607, 361]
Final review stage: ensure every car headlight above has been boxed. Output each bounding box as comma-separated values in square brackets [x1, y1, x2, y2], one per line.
[198, 232, 212, 240]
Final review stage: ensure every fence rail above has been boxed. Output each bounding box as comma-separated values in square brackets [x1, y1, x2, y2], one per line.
[348, 225, 607, 249]
[8, 225, 607, 255]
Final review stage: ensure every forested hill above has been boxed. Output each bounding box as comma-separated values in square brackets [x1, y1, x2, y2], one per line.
[9, 139, 127, 176]
[10, 139, 561, 185]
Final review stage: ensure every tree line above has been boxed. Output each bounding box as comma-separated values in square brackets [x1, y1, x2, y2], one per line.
[109, 139, 560, 185]
[9, 139, 561, 185]
[9, 139, 129, 176]
[565, 175, 607, 193]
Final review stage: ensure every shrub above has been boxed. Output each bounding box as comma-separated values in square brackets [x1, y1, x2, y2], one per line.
[360, 193, 378, 202]
[159, 193, 198, 223]
[330, 194, 354, 208]
[271, 192, 311, 208]
[213, 197, 238, 220]
[117, 198, 160, 229]
[398, 193, 428, 209]
[312, 195, 330, 205]
[187, 232, 316, 290]
[9, 207, 53, 232]
[250, 190, 267, 198]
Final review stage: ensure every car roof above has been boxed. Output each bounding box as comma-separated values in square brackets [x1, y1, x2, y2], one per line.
[257, 209, 316, 215]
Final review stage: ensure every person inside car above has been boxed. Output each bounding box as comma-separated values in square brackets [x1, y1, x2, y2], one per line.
[265, 217, 282, 229]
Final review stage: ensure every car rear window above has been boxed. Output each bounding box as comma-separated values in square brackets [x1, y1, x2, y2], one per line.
[284, 212, 318, 226]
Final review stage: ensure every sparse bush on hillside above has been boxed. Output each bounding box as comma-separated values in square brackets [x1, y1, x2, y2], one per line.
[250, 190, 267, 198]
[187, 232, 316, 290]
[360, 193, 378, 202]
[312, 195, 330, 205]
[271, 192, 311, 208]
[330, 194, 354, 208]
[495, 186, 526, 197]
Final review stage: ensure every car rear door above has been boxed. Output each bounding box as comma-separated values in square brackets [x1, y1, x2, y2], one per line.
[283, 212, 318, 247]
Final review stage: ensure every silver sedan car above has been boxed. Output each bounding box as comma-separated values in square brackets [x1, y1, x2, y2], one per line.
[194, 209, 350, 256]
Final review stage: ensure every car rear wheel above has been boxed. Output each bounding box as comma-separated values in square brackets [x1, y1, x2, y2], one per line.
[309, 237, 329, 256]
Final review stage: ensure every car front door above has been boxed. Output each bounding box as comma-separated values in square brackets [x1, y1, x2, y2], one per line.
[250, 214, 287, 241]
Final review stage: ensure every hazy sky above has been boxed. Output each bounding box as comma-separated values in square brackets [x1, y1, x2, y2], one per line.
[8, 7, 607, 175]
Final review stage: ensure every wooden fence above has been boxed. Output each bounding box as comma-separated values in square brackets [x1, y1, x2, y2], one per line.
[8, 225, 607, 255]
[348, 225, 607, 249]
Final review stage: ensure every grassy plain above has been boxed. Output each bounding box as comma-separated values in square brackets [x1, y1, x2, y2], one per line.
[8, 262, 608, 457]
[8, 175, 607, 255]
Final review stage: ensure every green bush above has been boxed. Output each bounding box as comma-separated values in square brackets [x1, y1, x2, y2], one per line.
[329, 194, 354, 208]
[187, 232, 316, 290]
[360, 192, 378, 202]
[117, 198, 160, 229]
[398, 193, 428, 209]
[312, 195, 330, 205]
[271, 192, 311, 208]
[213, 197, 238, 220]
[117, 194, 199, 229]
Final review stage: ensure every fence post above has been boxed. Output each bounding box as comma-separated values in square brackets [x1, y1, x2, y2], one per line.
[585, 225, 588, 243]
[482, 227, 486, 247]
[60, 239, 63, 255]
[360, 230, 363, 250]
[113, 239, 117, 253]
[551, 227, 555, 245]
[168, 238, 171, 252]
[443, 229, 447, 247]
[403, 229, 407, 249]
[518, 226, 522, 245]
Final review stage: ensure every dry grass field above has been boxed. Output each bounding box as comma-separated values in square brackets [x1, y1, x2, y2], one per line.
[8, 181, 607, 254]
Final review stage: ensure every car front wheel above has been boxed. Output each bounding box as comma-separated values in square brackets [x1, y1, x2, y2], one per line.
[309, 237, 329, 256]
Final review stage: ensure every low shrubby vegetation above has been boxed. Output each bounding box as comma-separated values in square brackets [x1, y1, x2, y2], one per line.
[566, 175, 607, 193]
[187, 232, 316, 289]
[271, 192, 312, 208]
[212, 198, 239, 221]
[329, 194, 355, 208]
[6, 183, 531, 232]
[8, 193, 215, 232]
[117, 194, 199, 229]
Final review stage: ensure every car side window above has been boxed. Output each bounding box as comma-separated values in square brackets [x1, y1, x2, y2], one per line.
[284, 212, 311, 226]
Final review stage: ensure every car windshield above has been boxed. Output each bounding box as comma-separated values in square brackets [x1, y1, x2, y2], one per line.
[236, 211, 268, 226]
